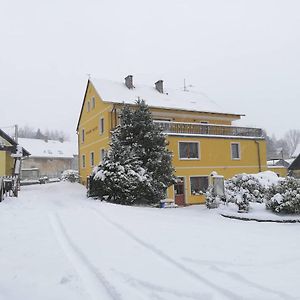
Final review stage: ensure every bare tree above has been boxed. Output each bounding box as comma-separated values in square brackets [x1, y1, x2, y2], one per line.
[18, 126, 69, 141]
[284, 129, 300, 157]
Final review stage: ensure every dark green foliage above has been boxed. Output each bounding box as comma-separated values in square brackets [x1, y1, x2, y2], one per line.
[266, 177, 300, 214]
[89, 99, 175, 205]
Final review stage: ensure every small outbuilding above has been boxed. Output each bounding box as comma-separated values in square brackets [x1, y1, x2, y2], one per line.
[19, 138, 78, 179]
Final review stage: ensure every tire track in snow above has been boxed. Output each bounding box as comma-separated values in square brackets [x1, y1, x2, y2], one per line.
[92, 209, 242, 300]
[49, 212, 122, 300]
[183, 258, 295, 300]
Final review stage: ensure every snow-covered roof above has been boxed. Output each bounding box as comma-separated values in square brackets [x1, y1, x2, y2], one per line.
[18, 138, 77, 159]
[90, 78, 242, 116]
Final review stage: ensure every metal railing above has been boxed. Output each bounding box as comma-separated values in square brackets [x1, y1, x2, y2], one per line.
[154, 121, 263, 138]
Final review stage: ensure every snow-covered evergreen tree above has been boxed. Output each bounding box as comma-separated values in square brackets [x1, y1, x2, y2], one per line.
[89, 99, 175, 205]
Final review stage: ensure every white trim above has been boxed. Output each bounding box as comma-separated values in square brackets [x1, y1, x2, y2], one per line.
[178, 141, 200, 160]
[175, 165, 267, 169]
[91, 96, 95, 109]
[99, 117, 104, 135]
[81, 128, 85, 144]
[231, 142, 241, 160]
[90, 151, 95, 167]
[189, 175, 209, 196]
[100, 148, 106, 164]
[155, 120, 256, 129]
[82, 154, 86, 169]
[164, 133, 264, 140]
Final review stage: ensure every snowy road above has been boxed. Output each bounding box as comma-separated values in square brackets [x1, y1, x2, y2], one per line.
[0, 183, 299, 300]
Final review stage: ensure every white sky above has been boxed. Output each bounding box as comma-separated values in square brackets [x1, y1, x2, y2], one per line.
[0, 0, 299, 140]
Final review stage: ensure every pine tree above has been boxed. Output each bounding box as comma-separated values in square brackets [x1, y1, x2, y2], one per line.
[89, 99, 175, 205]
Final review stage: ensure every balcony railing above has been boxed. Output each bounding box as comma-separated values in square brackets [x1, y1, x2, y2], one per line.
[154, 121, 263, 138]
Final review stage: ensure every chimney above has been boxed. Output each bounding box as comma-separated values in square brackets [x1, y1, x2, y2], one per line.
[155, 80, 164, 93]
[124, 75, 134, 89]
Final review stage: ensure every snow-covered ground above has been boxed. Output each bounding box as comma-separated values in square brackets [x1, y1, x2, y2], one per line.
[0, 183, 299, 300]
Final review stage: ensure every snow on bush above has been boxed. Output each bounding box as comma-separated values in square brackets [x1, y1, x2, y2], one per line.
[205, 185, 224, 209]
[206, 171, 280, 213]
[266, 177, 300, 214]
[88, 100, 175, 205]
[61, 170, 80, 183]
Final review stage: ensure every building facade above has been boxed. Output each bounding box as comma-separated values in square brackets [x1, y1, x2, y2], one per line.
[19, 138, 78, 179]
[77, 76, 267, 205]
[0, 129, 30, 176]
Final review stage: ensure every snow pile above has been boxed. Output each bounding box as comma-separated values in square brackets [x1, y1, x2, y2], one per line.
[250, 171, 281, 188]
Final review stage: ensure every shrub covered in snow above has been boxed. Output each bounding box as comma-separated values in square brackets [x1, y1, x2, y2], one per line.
[266, 177, 300, 214]
[205, 172, 275, 212]
[88, 100, 175, 205]
[226, 173, 267, 203]
[61, 170, 79, 183]
[205, 185, 224, 209]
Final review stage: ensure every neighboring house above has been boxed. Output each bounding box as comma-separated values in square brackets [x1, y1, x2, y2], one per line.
[19, 138, 78, 179]
[0, 129, 30, 176]
[77, 75, 267, 205]
[267, 158, 289, 177]
[288, 145, 300, 178]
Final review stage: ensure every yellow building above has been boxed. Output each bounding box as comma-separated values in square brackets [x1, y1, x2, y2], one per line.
[76, 76, 267, 205]
[0, 129, 30, 177]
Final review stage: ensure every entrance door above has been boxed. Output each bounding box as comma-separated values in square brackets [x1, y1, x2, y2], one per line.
[174, 177, 185, 206]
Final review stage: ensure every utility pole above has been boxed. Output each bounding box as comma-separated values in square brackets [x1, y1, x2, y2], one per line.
[14, 124, 18, 143]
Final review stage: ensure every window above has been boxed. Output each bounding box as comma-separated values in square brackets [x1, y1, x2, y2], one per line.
[90, 152, 95, 167]
[179, 142, 199, 159]
[190, 176, 209, 195]
[231, 143, 240, 160]
[99, 117, 104, 134]
[81, 129, 85, 143]
[87, 101, 90, 112]
[91, 97, 95, 109]
[82, 155, 86, 168]
[100, 149, 106, 162]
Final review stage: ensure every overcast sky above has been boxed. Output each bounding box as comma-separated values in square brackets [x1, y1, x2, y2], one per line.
[0, 0, 299, 141]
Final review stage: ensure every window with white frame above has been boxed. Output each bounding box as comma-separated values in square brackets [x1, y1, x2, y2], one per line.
[87, 101, 90, 112]
[190, 176, 209, 195]
[82, 154, 86, 168]
[90, 152, 95, 167]
[179, 142, 199, 159]
[231, 143, 240, 159]
[91, 96, 95, 109]
[100, 149, 106, 162]
[81, 129, 85, 143]
[99, 117, 104, 134]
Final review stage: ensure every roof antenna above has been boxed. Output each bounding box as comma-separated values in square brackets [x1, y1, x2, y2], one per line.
[183, 78, 193, 92]
[87, 73, 91, 79]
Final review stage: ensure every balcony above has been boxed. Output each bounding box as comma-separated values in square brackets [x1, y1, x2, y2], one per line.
[154, 121, 263, 138]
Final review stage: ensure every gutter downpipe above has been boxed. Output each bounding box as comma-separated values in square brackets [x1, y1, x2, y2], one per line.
[255, 140, 262, 172]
